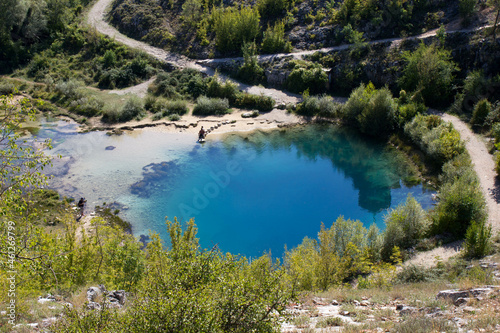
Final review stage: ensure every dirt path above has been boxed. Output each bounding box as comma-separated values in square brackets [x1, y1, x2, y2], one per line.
[406, 112, 500, 267]
[437, 112, 500, 234]
[86, 0, 301, 105]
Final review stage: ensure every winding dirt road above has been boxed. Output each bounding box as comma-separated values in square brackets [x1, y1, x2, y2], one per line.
[87, 0, 499, 239]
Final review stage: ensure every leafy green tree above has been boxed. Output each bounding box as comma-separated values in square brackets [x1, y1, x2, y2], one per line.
[257, 0, 289, 18]
[399, 43, 458, 107]
[212, 6, 260, 54]
[432, 167, 487, 237]
[0, 95, 52, 214]
[463, 220, 492, 258]
[381, 194, 429, 260]
[470, 99, 492, 126]
[56, 219, 294, 332]
[261, 21, 292, 54]
[357, 87, 396, 136]
[238, 42, 265, 84]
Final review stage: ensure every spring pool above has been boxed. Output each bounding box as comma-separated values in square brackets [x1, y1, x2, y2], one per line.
[41, 121, 434, 258]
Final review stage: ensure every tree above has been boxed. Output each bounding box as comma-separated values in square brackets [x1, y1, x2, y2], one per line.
[399, 43, 458, 107]
[459, 0, 476, 25]
[0, 95, 52, 215]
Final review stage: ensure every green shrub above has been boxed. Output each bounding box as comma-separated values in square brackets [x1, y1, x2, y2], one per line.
[261, 21, 292, 54]
[342, 83, 374, 124]
[404, 114, 465, 165]
[381, 194, 429, 260]
[121, 96, 144, 121]
[206, 77, 238, 103]
[234, 92, 274, 112]
[164, 100, 188, 115]
[0, 82, 16, 95]
[296, 95, 340, 117]
[193, 96, 230, 115]
[357, 87, 396, 136]
[470, 99, 491, 126]
[399, 43, 458, 107]
[394, 264, 442, 283]
[285, 67, 328, 95]
[212, 6, 260, 54]
[69, 96, 104, 117]
[54, 79, 84, 101]
[257, 0, 289, 18]
[169, 113, 181, 121]
[103, 96, 145, 122]
[237, 42, 265, 85]
[432, 168, 487, 237]
[463, 220, 492, 259]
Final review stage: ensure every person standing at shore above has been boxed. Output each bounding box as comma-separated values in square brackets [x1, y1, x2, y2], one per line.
[77, 197, 86, 217]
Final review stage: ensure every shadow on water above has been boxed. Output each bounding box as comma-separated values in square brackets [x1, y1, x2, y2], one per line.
[221, 124, 415, 213]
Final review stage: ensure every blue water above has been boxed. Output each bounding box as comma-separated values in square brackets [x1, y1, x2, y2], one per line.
[129, 124, 434, 258]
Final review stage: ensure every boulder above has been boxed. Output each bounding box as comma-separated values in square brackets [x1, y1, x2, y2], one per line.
[397, 306, 417, 316]
[87, 302, 101, 310]
[436, 288, 494, 301]
[454, 297, 469, 306]
[87, 287, 102, 302]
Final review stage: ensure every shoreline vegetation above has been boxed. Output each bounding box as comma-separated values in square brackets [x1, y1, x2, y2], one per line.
[1, 0, 500, 330]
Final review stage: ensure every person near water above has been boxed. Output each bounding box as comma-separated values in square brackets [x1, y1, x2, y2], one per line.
[77, 197, 86, 217]
[199, 126, 206, 140]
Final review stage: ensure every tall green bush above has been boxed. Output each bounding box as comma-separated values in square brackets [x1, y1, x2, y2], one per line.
[261, 21, 292, 54]
[357, 87, 396, 136]
[285, 67, 328, 95]
[404, 114, 465, 165]
[470, 99, 492, 126]
[212, 6, 260, 54]
[193, 96, 230, 115]
[399, 43, 458, 107]
[432, 163, 487, 237]
[381, 194, 429, 260]
[257, 0, 289, 18]
[463, 220, 492, 258]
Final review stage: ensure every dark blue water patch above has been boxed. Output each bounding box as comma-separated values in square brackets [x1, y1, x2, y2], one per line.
[130, 160, 184, 198]
[131, 124, 434, 259]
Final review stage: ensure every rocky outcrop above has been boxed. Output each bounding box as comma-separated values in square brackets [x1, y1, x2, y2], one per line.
[86, 285, 128, 310]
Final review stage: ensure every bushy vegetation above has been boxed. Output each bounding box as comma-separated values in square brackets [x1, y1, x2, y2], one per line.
[381, 195, 430, 260]
[237, 42, 266, 85]
[296, 95, 341, 117]
[404, 114, 465, 166]
[285, 61, 328, 95]
[193, 96, 230, 115]
[212, 6, 261, 54]
[341, 83, 397, 136]
[53, 220, 292, 332]
[102, 96, 145, 123]
[399, 43, 458, 107]
[261, 21, 292, 54]
[152, 69, 275, 111]
[431, 153, 487, 238]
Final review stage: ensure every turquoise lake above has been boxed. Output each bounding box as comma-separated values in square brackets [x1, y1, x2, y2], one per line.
[40, 121, 434, 258]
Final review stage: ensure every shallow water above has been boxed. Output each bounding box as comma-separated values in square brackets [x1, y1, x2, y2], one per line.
[41, 121, 434, 258]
